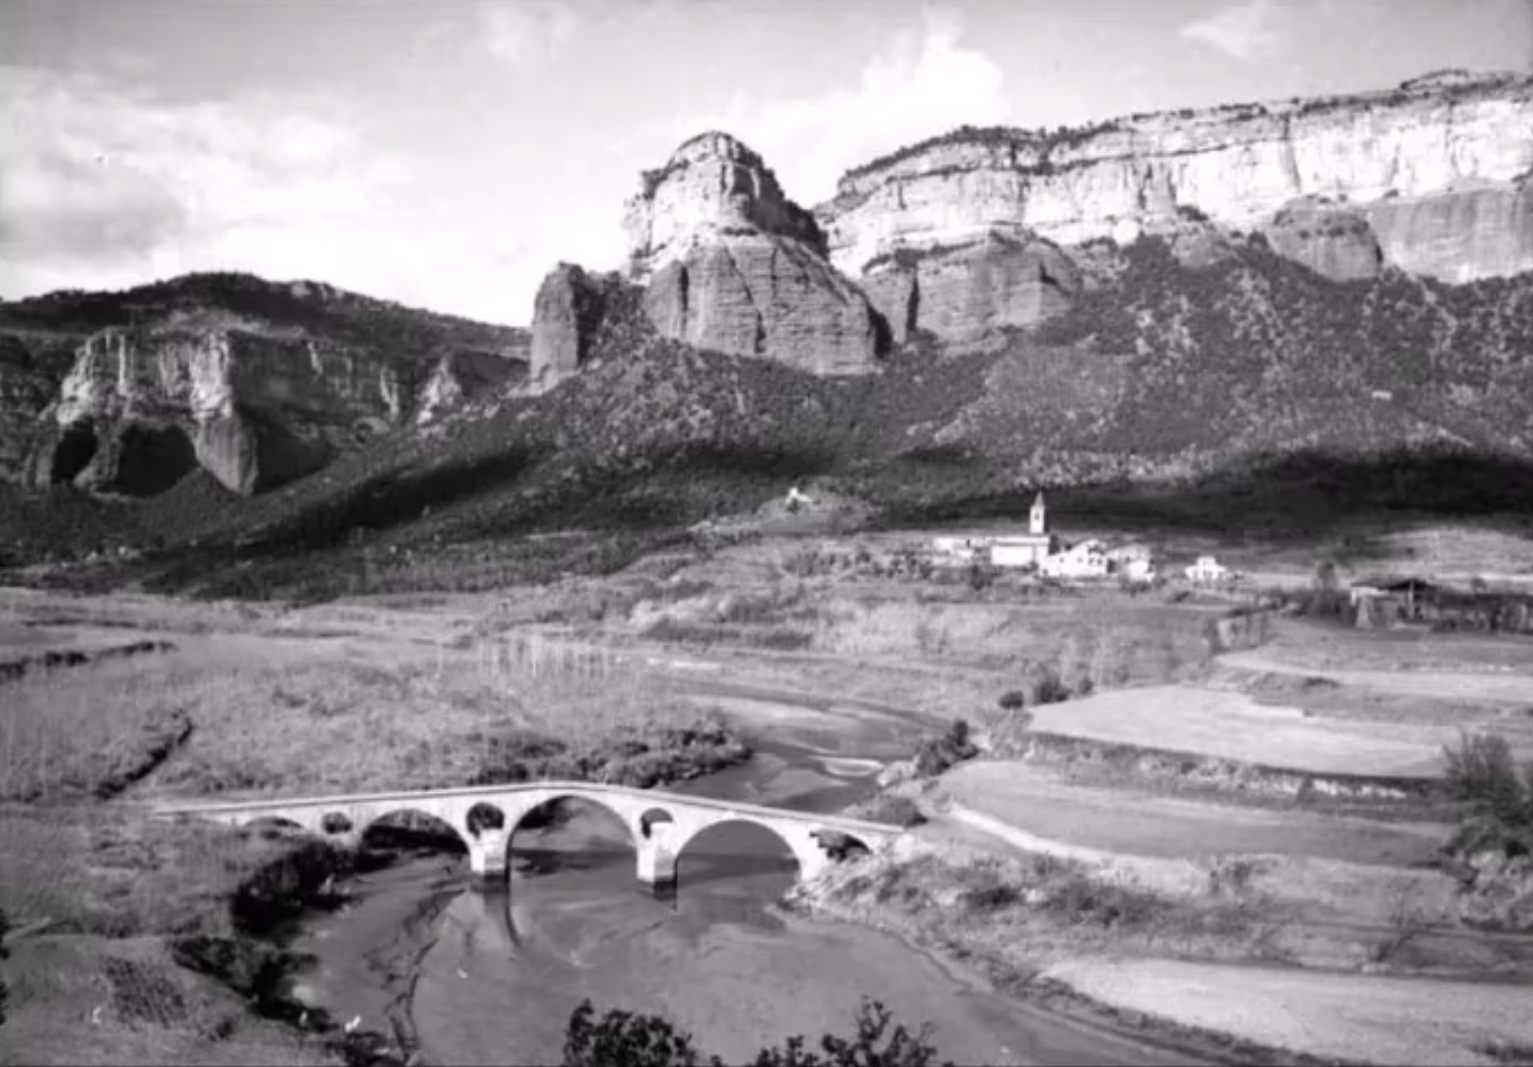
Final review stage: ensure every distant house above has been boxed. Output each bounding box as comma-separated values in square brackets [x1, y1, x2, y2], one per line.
[932, 535, 990, 565]
[1040, 539, 1110, 579]
[1107, 543, 1156, 581]
[1185, 555, 1230, 584]
[989, 492, 1058, 568]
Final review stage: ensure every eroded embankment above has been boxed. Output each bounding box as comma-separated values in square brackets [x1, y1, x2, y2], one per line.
[0, 639, 177, 682]
[1015, 730, 1444, 812]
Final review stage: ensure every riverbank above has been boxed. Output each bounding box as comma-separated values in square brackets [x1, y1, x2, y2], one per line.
[783, 835, 1341, 1067]
[787, 803, 1533, 1067]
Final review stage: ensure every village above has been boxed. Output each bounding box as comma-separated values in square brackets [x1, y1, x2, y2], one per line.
[763, 488, 1229, 589]
[735, 487, 1533, 637]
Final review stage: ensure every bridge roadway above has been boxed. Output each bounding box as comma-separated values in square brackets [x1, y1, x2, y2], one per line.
[153, 781, 904, 891]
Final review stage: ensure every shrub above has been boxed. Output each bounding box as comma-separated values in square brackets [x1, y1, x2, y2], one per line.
[997, 690, 1027, 711]
[562, 998, 952, 1067]
[854, 794, 927, 828]
[1042, 871, 1162, 930]
[913, 719, 980, 778]
[1443, 730, 1532, 827]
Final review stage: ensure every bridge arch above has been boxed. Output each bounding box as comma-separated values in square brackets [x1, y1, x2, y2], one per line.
[357, 806, 471, 854]
[465, 801, 507, 837]
[239, 815, 307, 841]
[671, 817, 817, 884]
[508, 792, 643, 854]
[638, 807, 675, 840]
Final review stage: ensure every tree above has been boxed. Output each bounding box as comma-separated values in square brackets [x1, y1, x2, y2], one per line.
[562, 998, 952, 1067]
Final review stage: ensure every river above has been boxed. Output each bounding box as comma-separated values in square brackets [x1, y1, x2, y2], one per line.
[280, 685, 1192, 1066]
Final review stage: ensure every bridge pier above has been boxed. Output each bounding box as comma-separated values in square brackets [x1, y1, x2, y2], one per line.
[636, 828, 678, 898]
[468, 828, 510, 887]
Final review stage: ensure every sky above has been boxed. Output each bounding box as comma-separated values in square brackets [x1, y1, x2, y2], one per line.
[2, 0, 1531, 325]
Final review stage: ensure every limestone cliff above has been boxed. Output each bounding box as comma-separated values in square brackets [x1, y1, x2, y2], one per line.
[819, 71, 1533, 291]
[416, 348, 527, 424]
[622, 132, 882, 374]
[31, 325, 408, 495]
[2, 273, 528, 496]
[529, 263, 624, 392]
[860, 233, 1080, 347]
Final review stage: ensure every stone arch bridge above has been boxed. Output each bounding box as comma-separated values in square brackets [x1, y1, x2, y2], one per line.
[153, 782, 904, 893]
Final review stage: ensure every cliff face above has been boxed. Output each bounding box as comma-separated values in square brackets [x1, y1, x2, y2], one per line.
[31, 325, 408, 495]
[529, 263, 626, 392]
[416, 349, 527, 424]
[860, 234, 1080, 347]
[622, 133, 883, 374]
[819, 72, 1533, 290]
[2, 274, 528, 496]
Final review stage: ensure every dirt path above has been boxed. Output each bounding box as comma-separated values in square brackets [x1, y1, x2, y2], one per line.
[1043, 957, 1533, 1067]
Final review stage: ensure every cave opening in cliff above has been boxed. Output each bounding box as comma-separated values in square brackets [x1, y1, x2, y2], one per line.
[114, 423, 198, 495]
[50, 421, 98, 486]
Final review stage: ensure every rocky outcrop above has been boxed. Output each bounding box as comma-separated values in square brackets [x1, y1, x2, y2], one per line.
[643, 239, 882, 374]
[624, 133, 882, 374]
[30, 327, 409, 495]
[3, 273, 531, 497]
[529, 263, 626, 392]
[859, 233, 1080, 347]
[1363, 183, 1533, 283]
[1263, 199, 1383, 281]
[416, 349, 526, 424]
[819, 71, 1533, 288]
[623, 132, 827, 280]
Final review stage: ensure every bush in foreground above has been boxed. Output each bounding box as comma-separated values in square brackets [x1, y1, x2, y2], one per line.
[562, 997, 951, 1067]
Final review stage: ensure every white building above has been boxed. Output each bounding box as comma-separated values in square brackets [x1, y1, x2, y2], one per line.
[1040, 539, 1110, 579]
[1185, 555, 1230, 584]
[1107, 543, 1156, 582]
[989, 492, 1058, 568]
[931, 535, 990, 564]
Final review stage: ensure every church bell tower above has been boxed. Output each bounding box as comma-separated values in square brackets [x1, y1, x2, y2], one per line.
[1030, 491, 1047, 536]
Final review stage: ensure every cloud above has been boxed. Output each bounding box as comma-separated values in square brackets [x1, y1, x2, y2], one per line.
[0, 64, 535, 322]
[638, 5, 1010, 205]
[1180, 0, 1289, 61]
[479, 1, 581, 68]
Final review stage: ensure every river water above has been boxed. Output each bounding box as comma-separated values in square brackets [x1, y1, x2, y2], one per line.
[283, 689, 1186, 1066]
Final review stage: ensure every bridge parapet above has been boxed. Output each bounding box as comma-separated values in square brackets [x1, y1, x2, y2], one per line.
[153, 781, 903, 894]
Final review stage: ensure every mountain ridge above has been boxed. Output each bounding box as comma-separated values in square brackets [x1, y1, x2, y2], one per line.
[6, 69, 1533, 596]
